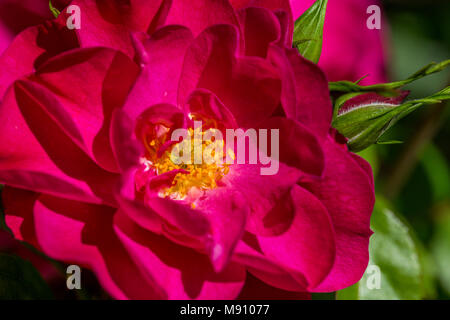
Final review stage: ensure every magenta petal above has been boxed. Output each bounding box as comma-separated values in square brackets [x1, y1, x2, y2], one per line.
[0, 0, 59, 54]
[224, 55, 281, 127]
[111, 104, 190, 241]
[225, 163, 302, 237]
[195, 187, 248, 272]
[349, 153, 375, 190]
[120, 164, 248, 273]
[0, 27, 41, 99]
[148, 170, 188, 193]
[146, 197, 212, 240]
[110, 109, 144, 173]
[178, 24, 237, 108]
[165, 0, 241, 37]
[0, 19, 78, 99]
[29, 47, 139, 172]
[179, 25, 281, 128]
[0, 82, 118, 205]
[2, 186, 40, 246]
[115, 168, 164, 235]
[283, 46, 332, 136]
[185, 89, 238, 129]
[237, 6, 280, 57]
[111, 104, 186, 172]
[115, 166, 211, 244]
[268, 46, 332, 137]
[257, 185, 336, 290]
[259, 116, 325, 176]
[3, 187, 161, 299]
[300, 137, 375, 291]
[231, 0, 293, 41]
[125, 26, 194, 117]
[233, 236, 308, 291]
[68, 0, 165, 57]
[114, 211, 246, 300]
[272, 8, 291, 46]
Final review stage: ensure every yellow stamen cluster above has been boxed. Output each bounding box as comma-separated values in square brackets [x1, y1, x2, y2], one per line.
[149, 126, 230, 202]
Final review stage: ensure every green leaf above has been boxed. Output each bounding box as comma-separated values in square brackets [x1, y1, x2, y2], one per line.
[431, 205, 450, 296]
[420, 144, 450, 202]
[329, 60, 450, 93]
[293, 0, 328, 63]
[49, 0, 60, 18]
[0, 253, 54, 299]
[337, 197, 434, 300]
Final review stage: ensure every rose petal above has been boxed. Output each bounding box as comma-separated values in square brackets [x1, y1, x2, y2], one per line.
[300, 137, 374, 291]
[26, 47, 139, 172]
[233, 235, 308, 291]
[3, 186, 162, 299]
[194, 186, 248, 272]
[259, 116, 325, 176]
[2, 186, 40, 246]
[224, 163, 302, 237]
[185, 89, 238, 129]
[165, 0, 241, 37]
[230, 0, 293, 42]
[114, 211, 246, 300]
[115, 168, 164, 235]
[268, 46, 332, 138]
[111, 103, 186, 172]
[125, 26, 194, 117]
[68, 0, 165, 57]
[0, 19, 78, 99]
[350, 153, 375, 190]
[257, 185, 336, 290]
[0, 0, 57, 54]
[237, 6, 280, 57]
[0, 82, 118, 205]
[179, 25, 281, 128]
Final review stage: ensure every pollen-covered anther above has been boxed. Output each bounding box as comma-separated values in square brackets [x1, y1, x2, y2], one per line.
[145, 122, 230, 202]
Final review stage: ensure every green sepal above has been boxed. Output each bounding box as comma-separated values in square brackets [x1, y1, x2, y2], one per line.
[293, 0, 328, 63]
[49, 0, 61, 18]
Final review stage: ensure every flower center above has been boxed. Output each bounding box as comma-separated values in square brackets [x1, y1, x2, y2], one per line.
[142, 119, 231, 205]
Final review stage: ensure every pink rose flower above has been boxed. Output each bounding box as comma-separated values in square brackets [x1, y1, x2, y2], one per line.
[0, 0, 374, 299]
